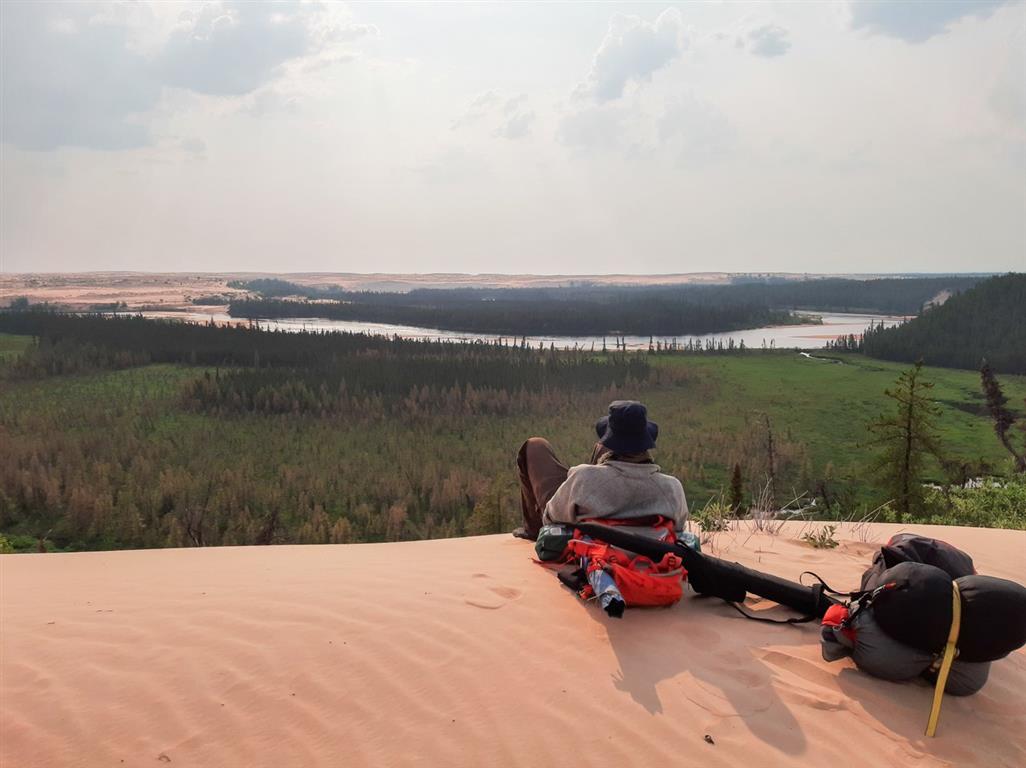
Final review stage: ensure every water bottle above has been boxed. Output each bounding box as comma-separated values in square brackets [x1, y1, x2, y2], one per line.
[678, 530, 702, 552]
[586, 560, 625, 618]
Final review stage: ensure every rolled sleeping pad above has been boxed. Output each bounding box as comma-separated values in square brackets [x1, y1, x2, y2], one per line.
[573, 522, 836, 618]
[955, 574, 1026, 662]
[864, 562, 1026, 663]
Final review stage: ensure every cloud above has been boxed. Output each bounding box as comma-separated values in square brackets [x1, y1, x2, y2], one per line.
[180, 137, 207, 155]
[658, 95, 734, 165]
[558, 105, 631, 149]
[451, 90, 501, 129]
[991, 34, 1026, 132]
[747, 25, 791, 57]
[328, 23, 380, 44]
[414, 148, 487, 185]
[496, 111, 535, 140]
[157, 3, 316, 96]
[0, 3, 161, 151]
[453, 91, 533, 139]
[241, 87, 301, 118]
[847, 0, 1013, 43]
[576, 9, 687, 102]
[1, 1, 372, 151]
[503, 94, 529, 116]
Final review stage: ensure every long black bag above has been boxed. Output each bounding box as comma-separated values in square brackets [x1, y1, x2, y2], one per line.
[573, 522, 837, 619]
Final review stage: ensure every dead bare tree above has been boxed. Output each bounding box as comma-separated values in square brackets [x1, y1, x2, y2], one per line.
[981, 361, 1026, 473]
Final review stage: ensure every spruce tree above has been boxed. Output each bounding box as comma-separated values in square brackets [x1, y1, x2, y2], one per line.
[868, 360, 943, 517]
[729, 462, 744, 513]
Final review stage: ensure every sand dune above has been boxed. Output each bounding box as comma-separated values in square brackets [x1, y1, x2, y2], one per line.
[2, 271, 897, 310]
[2, 522, 1024, 767]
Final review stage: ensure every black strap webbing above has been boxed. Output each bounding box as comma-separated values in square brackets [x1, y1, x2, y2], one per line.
[799, 571, 860, 597]
[727, 600, 819, 625]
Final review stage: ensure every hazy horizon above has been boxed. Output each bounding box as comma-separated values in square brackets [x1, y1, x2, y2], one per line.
[2, 1, 1024, 274]
[1, 269, 1010, 278]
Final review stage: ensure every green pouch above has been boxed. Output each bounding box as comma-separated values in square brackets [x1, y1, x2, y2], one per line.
[534, 524, 574, 561]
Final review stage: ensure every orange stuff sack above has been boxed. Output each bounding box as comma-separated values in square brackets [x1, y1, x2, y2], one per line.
[565, 517, 687, 609]
[607, 553, 685, 607]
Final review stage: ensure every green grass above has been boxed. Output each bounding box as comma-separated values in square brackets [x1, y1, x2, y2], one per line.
[0, 333, 32, 361]
[640, 353, 1024, 503]
[0, 363, 199, 429]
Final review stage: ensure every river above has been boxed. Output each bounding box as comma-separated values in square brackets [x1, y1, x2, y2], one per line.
[132, 310, 906, 350]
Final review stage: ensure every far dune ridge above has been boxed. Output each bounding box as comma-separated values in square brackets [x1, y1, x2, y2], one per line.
[0, 271, 920, 311]
[2, 272, 738, 311]
[2, 522, 1024, 768]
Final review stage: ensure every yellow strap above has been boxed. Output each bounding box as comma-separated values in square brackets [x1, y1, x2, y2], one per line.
[925, 581, 962, 737]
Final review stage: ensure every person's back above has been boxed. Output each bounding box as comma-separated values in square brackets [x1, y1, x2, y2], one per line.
[543, 457, 687, 528]
[514, 400, 688, 539]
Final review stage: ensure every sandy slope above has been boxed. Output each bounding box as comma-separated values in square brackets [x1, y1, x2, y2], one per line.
[2, 523, 1024, 768]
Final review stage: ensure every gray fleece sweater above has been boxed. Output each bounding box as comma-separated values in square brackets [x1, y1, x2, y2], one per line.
[541, 460, 688, 529]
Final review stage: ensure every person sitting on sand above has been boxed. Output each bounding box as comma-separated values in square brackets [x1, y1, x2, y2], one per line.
[514, 400, 688, 540]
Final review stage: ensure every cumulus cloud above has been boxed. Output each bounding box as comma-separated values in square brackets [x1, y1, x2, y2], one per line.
[1, 1, 372, 151]
[496, 111, 535, 140]
[1, 3, 160, 151]
[503, 94, 529, 116]
[451, 90, 501, 129]
[847, 0, 1014, 43]
[658, 95, 734, 164]
[991, 35, 1026, 131]
[576, 9, 687, 102]
[452, 91, 533, 139]
[242, 87, 301, 118]
[747, 25, 791, 57]
[157, 3, 311, 96]
[558, 105, 631, 149]
[158, 2, 377, 96]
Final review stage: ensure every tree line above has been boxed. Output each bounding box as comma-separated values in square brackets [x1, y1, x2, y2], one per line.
[861, 274, 1025, 374]
[228, 295, 797, 337]
[226, 274, 985, 337]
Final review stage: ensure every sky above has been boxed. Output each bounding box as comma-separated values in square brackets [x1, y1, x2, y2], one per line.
[1, 1, 1024, 275]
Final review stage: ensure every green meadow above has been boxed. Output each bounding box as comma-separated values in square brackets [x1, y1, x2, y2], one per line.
[640, 354, 1024, 503]
[0, 333, 32, 361]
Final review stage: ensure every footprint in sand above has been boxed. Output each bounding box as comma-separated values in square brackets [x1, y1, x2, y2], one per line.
[759, 649, 842, 692]
[463, 574, 523, 609]
[839, 542, 880, 558]
[488, 585, 521, 599]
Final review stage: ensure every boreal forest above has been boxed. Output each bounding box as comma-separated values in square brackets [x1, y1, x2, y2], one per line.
[858, 273, 1026, 374]
[2, 275, 1024, 554]
[226, 275, 983, 337]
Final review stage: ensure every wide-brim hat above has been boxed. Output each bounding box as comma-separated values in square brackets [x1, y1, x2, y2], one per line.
[595, 400, 658, 454]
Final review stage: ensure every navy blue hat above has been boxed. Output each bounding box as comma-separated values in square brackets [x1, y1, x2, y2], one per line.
[595, 400, 658, 454]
